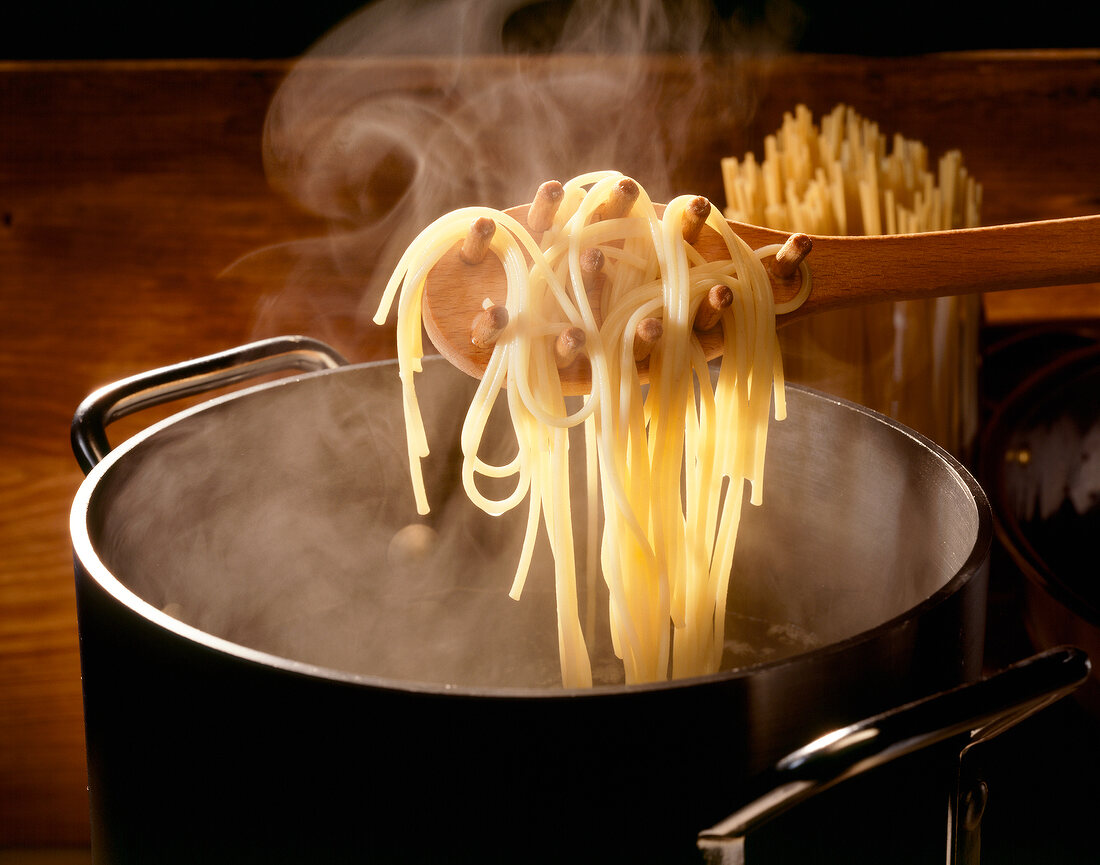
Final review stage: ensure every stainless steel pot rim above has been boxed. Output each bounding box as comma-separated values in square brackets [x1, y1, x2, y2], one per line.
[70, 357, 993, 700]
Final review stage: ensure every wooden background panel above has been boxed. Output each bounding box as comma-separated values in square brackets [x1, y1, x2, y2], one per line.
[0, 53, 1097, 848]
[0, 61, 329, 848]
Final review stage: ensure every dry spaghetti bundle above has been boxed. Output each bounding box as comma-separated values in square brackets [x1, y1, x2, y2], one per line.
[722, 104, 982, 454]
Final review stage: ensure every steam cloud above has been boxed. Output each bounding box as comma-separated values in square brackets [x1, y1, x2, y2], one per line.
[113, 0, 802, 685]
[253, 0, 798, 346]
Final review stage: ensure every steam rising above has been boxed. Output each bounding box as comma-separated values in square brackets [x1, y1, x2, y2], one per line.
[257, 0, 795, 336]
[97, 2, 808, 687]
[98, 361, 586, 687]
[231, 0, 796, 682]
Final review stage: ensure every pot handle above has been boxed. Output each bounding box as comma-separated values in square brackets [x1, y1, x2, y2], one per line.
[71, 335, 348, 474]
[697, 646, 1090, 865]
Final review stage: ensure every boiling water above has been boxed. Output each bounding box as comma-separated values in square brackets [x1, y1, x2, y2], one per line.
[89, 360, 973, 692]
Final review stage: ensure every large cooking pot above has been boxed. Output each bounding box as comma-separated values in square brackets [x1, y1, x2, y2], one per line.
[69, 336, 1081, 865]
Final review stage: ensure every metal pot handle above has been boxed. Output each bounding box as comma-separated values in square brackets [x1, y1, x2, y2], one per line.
[71, 335, 348, 474]
[697, 646, 1090, 865]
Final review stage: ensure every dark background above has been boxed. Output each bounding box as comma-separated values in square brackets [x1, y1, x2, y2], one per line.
[1, 0, 1093, 60]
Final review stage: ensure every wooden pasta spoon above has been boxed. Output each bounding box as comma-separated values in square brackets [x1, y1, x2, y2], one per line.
[420, 181, 1100, 395]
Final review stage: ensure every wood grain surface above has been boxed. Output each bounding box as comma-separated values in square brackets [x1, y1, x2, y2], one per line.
[1, 53, 1097, 848]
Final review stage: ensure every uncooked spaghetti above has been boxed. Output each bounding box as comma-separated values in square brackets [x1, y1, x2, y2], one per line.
[721, 104, 982, 454]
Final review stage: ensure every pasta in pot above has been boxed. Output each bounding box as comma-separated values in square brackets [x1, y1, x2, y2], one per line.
[374, 171, 806, 688]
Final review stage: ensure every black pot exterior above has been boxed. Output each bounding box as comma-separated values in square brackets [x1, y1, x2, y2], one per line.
[73, 556, 986, 865]
[70, 357, 991, 864]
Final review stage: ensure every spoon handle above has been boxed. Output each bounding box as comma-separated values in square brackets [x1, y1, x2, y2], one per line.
[420, 208, 1100, 393]
[769, 214, 1100, 321]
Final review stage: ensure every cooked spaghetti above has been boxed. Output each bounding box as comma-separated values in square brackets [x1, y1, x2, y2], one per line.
[374, 171, 807, 687]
